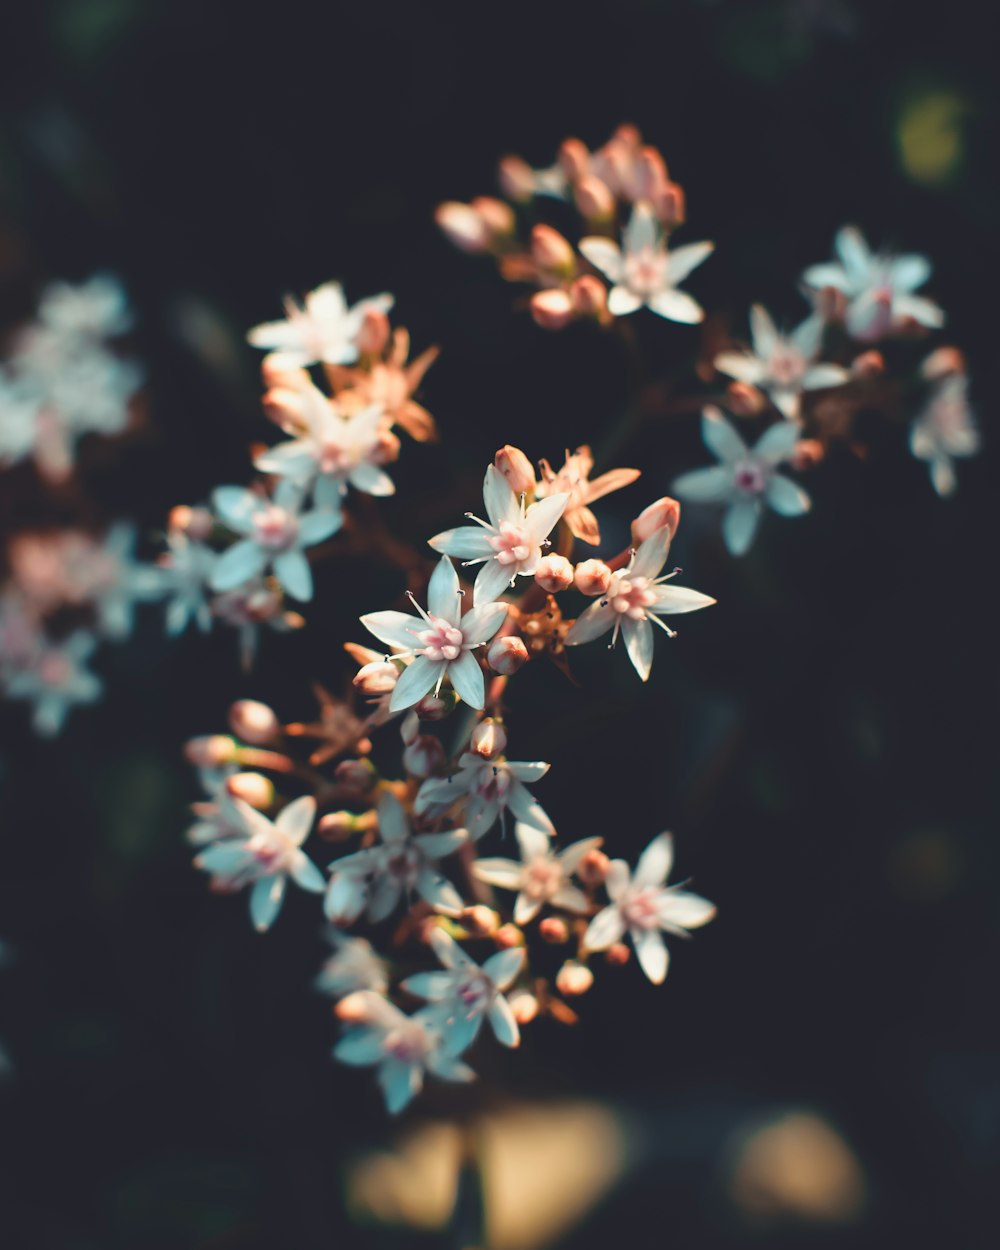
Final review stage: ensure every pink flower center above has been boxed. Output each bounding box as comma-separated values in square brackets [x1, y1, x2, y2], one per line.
[474, 763, 510, 803]
[620, 886, 661, 932]
[384, 1020, 432, 1064]
[733, 460, 767, 496]
[624, 247, 668, 298]
[489, 521, 533, 568]
[768, 347, 805, 388]
[455, 971, 490, 1012]
[39, 653, 73, 687]
[608, 575, 657, 620]
[417, 615, 465, 662]
[524, 856, 563, 900]
[318, 441, 354, 475]
[252, 505, 299, 551]
[385, 844, 421, 886]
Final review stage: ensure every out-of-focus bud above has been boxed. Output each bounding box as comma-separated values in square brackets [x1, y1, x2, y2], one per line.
[403, 734, 446, 779]
[814, 285, 847, 323]
[334, 758, 376, 791]
[653, 181, 686, 228]
[356, 308, 391, 356]
[531, 225, 575, 276]
[530, 288, 575, 331]
[225, 771, 274, 809]
[556, 960, 594, 996]
[613, 122, 642, 149]
[354, 661, 399, 696]
[534, 554, 574, 593]
[539, 917, 570, 944]
[558, 137, 590, 182]
[318, 810, 358, 841]
[790, 439, 826, 471]
[498, 154, 536, 202]
[336, 990, 374, 1023]
[487, 634, 529, 675]
[462, 905, 501, 937]
[184, 734, 237, 768]
[635, 146, 669, 200]
[470, 717, 507, 759]
[471, 196, 515, 239]
[577, 847, 610, 887]
[574, 175, 615, 222]
[606, 942, 631, 967]
[168, 504, 214, 541]
[495, 923, 524, 949]
[631, 496, 681, 546]
[574, 558, 612, 597]
[726, 380, 767, 417]
[509, 990, 540, 1025]
[435, 201, 494, 254]
[850, 350, 885, 379]
[495, 444, 537, 496]
[921, 346, 965, 380]
[570, 274, 608, 318]
[414, 689, 458, 721]
[261, 355, 310, 392]
[400, 710, 420, 746]
[228, 698, 280, 745]
[373, 428, 401, 465]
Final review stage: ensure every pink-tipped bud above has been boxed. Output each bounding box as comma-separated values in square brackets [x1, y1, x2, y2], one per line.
[318, 810, 358, 841]
[570, 275, 608, 318]
[228, 699, 280, 745]
[851, 350, 886, 379]
[574, 175, 615, 222]
[921, 346, 965, 381]
[495, 923, 524, 949]
[487, 635, 529, 676]
[415, 690, 457, 721]
[334, 758, 375, 791]
[636, 146, 670, 199]
[471, 196, 515, 238]
[356, 308, 391, 356]
[225, 771, 274, 809]
[790, 439, 826, 471]
[509, 990, 540, 1025]
[534, 554, 574, 593]
[606, 943, 631, 967]
[498, 154, 536, 202]
[558, 137, 591, 182]
[470, 717, 507, 759]
[335, 990, 374, 1023]
[631, 496, 681, 546]
[403, 734, 446, 780]
[168, 504, 214, 542]
[184, 734, 237, 768]
[726, 380, 767, 417]
[435, 201, 493, 254]
[373, 428, 401, 465]
[539, 917, 570, 944]
[530, 288, 574, 331]
[260, 355, 310, 392]
[531, 225, 575, 276]
[495, 444, 537, 495]
[653, 181, 686, 228]
[354, 661, 398, 696]
[462, 905, 501, 937]
[577, 848, 610, 887]
[574, 559, 612, 597]
[556, 960, 594, 996]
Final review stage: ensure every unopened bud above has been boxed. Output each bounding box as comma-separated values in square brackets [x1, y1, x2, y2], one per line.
[487, 634, 529, 675]
[168, 504, 214, 541]
[498, 155, 536, 202]
[814, 285, 847, 323]
[495, 923, 524, 949]
[462, 905, 501, 937]
[403, 734, 446, 780]
[531, 225, 575, 276]
[921, 346, 965, 380]
[184, 734, 237, 768]
[556, 960, 594, 996]
[530, 288, 574, 331]
[534, 554, 574, 593]
[509, 990, 540, 1025]
[470, 717, 507, 759]
[373, 428, 401, 465]
[260, 355, 310, 392]
[577, 848, 610, 887]
[318, 810, 358, 841]
[574, 175, 615, 222]
[495, 444, 537, 495]
[539, 916, 570, 944]
[631, 496, 681, 545]
[574, 559, 612, 597]
[791, 439, 826, 471]
[851, 350, 885, 379]
[558, 137, 590, 183]
[225, 771, 274, 809]
[228, 698, 280, 745]
[335, 991, 373, 1023]
[471, 196, 515, 238]
[354, 660, 399, 696]
[435, 201, 493, 254]
[356, 308, 391, 356]
[726, 380, 767, 416]
[636, 146, 670, 199]
[415, 689, 458, 720]
[570, 274, 608, 318]
[334, 758, 375, 791]
[653, 181, 686, 228]
[606, 943, 631, 967]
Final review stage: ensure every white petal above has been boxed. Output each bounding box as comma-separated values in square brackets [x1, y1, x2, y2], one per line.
[429, 927, 473, 971]
[515, 823, 550, 861]
[483, 463, 518, 527]
[754, 421, 799, 464]
[630, 526, 671, 578]
[565, 601, 615, 645]
[487, 995, 520, 1047]
[890, 253, 931, 293]
[250, 875, 286, 932]
[671, 464, 734, 503]
[583, 905, 626, 951]
[399, 971, 457, 1000]
[634, 833, 673, 888]
[579, 237, 624, 282]
[273, 550, 313, 601]
[473, 557, 515, 607]
[447, 649, 485, 709]
[427, 555, 461, 623]
[473, 858, 524, 889]
[790, 312, 825, 360]
[723, 500, 761, 556]
[278, 795, 316, 845]
[702, 407, 747, 464]
[298, 510, 343, 545]
[605, 860, 630, 901]
[482, 946, 525, 992]
[659, 889, 717, 930]
[608, 286, 643, 317]
[428, 526, 495, 560]
[749, 304, 778, 358]
[349, 462, 395, 497]
[894, 293, 945, 329]
[623, 203, 658, 254]
[213, 486, 260, 534]
[361, 609, 421, 652]
[416, 865, 464, 916]
[379, 1059, 421, 1114]
[460, 599, 508, 641]
[633, 928, 669, 984]
[209, 540, 267, 592]
[291, 853, 326, 893]
[621, 616, 654, 682]
[388, 655, 439, 711]
[665, 241, 714, 286]
[525, 491, 569, 543]
[377, 791, 410, 843]
[801, 364, 849, 391]
[714, 351, 765, 385]
[802, 262, 850, 292]
[650, 585, 717, 615]
[766, 474, 811, 516]
[834, 226, 873, 286]
[648, 289, 704, 324]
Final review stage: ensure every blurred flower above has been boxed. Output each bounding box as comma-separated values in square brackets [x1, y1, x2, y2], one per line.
[37, 275, 132, 339]
[474, 824, 602, 925]
[414, 748, 553, 840]
[211, 578, 303, 670]
[316, 930, 389, 998]
[247, 282, 394, 367]
[3, 630, 102, 736]
[535, 446, 640, 546]
[331, 328, 439, 443]
[159, 528, 217, 635]
[910, 372, 978, 497]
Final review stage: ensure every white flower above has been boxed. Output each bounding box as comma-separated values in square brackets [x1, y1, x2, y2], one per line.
[414, 751, 553, 840]
[209, 479, 340, 601]
[428, 465, 569, 606]
[334, 991, 475, 1114]
[247, 282, 394, 368]
[910, 373, 978, 498]
[565, 527, 715, 681]
[715, 306, 849, 420]
[401, 928, 525, 1052]
[584, 833, 715, 984]
[254, 381, 392, 511]
[210, 578, 300, 671]
[672, 407, 810, 556]
[90, 522, 166, 640]
[802, 226, 944, 341]
[37, 275, 132, 340]
[474, 823, 603, 926]
[185, 785, 245, 847]
[4, 631, 102, 736]
[0, 372, 43, 468]
[194, 795, 324, 932]
[360, 556, 508, 712]
[324, 791, 467, 925]
[316, 930, 389, 998]
[579, 203, 713, 322]
[160, 530, 217, 636]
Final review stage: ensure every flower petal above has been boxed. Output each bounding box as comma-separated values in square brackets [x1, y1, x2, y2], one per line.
[621, 615, 654, 682]
[487, 994, 520, 1047]
[579, 237, 623, 282]
[427, 555, 461, 623]
[361, 609, 421, 652]
[565, 601, 615, 645]
[250, 875, 286, 932]
[428, 526, 495, 561]
[483, 946, 525, 992]
[472, 858, 523, 890]
[273, 550, 313, 601]
[749, 304, 778, 358]
[583, 905, 626, 951]
[388, 655, 439, 711]
[671, 465, 734, 503]
[447, 649, 485, 709]
[278, 795, 316, 845]
[633, 928, 669, 984]
[648, 289, 704, 324]
[460, 599, 509, 641]
[754, 420, 799, 464]
[608, 286, 643, 317]
[209, 540, 268, 592]
[702, 407, 747, 463]
[525, 491, 569, 544]
[665, 241, 714, 286]
[634, 833, 673, 889]
[766, 474, 811, 516]
[473, 557, 515, 607]
[723, 500, 761, 556]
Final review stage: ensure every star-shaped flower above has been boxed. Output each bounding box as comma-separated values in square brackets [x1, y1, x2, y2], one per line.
[159, 529, 217, 636]
[672, 407, 810, 556]
[4, 630, 102, 737]
[247, 282, 394, 368]
[474, 823, 603, 925]
[715, 306, 849, 420]
[910, 372, 978, 498]
[414, 751, 553, 840]
[565, 526, 715, 681]
[360, 556, 508, 712]
[584, 833, 715, 984]
[535, 446, 640, 546]
[316, 930, 389, 999]
[428, 465, 569, 606]
[579, 203, 713, 322]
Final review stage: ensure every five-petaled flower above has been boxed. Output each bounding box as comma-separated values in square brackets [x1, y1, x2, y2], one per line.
[316, 930, 389, 999]
[247, 282, 394, 368]
[584, 833, 715, 983]
[474, 823, 603, 925]
[535, 446, 640, 546]
[414, 750, 553, 840]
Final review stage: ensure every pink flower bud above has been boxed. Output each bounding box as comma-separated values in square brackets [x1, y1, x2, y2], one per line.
[920, 346, 965, 380]
[530, 288, 574, 331]
[487, 635, 529, 675]
[318, 810, 358, 841]
[168, 504, 214, 541]
[578, 848, 610, 887]
[225, 771, 274, 809]
[850, 350, 886, 379]
[652, 181, 686, 228]
[570, 275, 608, 318]
[373, 429, 401, 465]
[334, 758, 375, 791]
[497, 154, 535, 202]
[636, 146, 670, 198]
[435, 201, 493, 254]
[539, 917, 570, 944]
[336, 991, 374, 1023]
[403, 734, 446, 779]
[260, 355, 310, 392]
[471, 196, 515, 238]
[631, 496, 681, 545]
[531, 225, 575, 276]
[470, 717, 507, 759]
[555, 960, 594, 996]
[356, 308, 391, 356]
[790, 439, 825, 471]
[462, 905, 501, 937]
[495, 445, 537, 495]
[814, 285, 847, 323]
[574, 559, 612, 597]
[228, 699, 280, 745]
[495, 923, 524, 949]
[558, 137, 590, 182]
[353, 661, 399, 696]
[726, 380, 767, 417]
[184, 735, 237, 768]
[534, 554, 574, 593]
[574, 175, 615, 222]
[509, 990, 540, 1025]
[606, 943, 631, 967]
[415, 690, 458, 720]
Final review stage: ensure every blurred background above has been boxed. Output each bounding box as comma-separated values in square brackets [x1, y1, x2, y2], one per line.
[1, 0, 998, 1246]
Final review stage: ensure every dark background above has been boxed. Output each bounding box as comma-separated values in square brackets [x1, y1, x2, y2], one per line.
[1, 1, 998, 1247]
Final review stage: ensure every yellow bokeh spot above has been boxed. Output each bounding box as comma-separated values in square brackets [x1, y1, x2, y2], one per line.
[898, 91, 968, 186]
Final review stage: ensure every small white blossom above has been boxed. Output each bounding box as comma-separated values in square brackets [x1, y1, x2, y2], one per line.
[324, 791, 467, 925]
[37, 275, 132, 340]
[4, 630, 102, 736]
[715, 306, 849, 420]
[316, 931, 389, 998]
[360, 556, 508, 712]
[565, 527, 715, 681]
[159, 530, 217, 636]
[910, 373, 978, 498]
[579, 203, 713, 322]
[428, 465, 569, 606]
[415, 751, 553, 839]
[474, 823, 603, 926]
[247, 282, 393, 368]
[0, 372, 43, 468]
[672, 407, 810, 556]
[90, 522, 166, 640]
[401, 928, 525, 1052]
[195, 795, 324, 932]
[584, 833, 715, 983]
